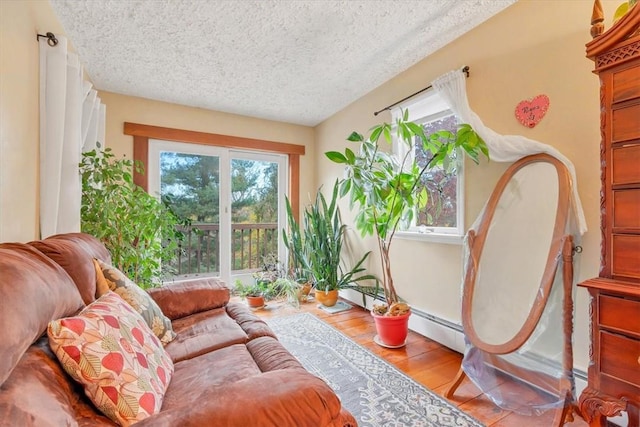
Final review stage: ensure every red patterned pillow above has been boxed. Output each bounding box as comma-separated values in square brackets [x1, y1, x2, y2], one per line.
[48, 291, 174, 426]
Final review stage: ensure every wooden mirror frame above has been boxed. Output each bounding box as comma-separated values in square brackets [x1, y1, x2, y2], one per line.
[462, 153, 572, 354]
[446, 153, 579, 426]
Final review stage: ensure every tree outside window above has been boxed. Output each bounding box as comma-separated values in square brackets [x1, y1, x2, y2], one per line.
[392, 93, 465, 240]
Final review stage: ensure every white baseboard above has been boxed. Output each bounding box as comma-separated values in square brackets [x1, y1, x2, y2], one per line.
[340, 288, 465, 352]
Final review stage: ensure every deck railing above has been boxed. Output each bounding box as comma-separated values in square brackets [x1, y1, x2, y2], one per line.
[166, 223, 278, 276]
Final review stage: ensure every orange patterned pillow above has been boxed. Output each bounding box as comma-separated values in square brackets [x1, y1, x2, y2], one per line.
[48, 291, 174, 426]
[94, 259, 176, 345]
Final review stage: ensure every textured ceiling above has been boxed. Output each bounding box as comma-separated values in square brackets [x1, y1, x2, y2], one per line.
[50, 0, 515, 126]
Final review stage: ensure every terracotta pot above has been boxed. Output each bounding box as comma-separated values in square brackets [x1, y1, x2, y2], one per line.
[297, 283, 312, 302]
[246, 295, 265, 309]
[371, 310, 411, 347]
[315, 289, 339, 307]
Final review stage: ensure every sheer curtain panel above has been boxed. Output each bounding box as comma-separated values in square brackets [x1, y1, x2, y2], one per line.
[39, 35, 105, 238]
[432, 68, 587, 236]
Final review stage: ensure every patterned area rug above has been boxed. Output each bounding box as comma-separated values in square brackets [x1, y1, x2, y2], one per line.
[267, 313, 484, 427]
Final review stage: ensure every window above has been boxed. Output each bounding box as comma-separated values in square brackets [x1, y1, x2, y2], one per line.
[391, 90, 464, 244]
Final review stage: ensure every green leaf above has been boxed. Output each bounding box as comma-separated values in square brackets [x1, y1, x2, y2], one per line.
[382, 126, 392, 144]
[344, 148, 356, 164]
[369, 126, 383, 143]
[347, 131, 364, 142]
[339, 179, 351, 198]
[325, 151, 348, 164]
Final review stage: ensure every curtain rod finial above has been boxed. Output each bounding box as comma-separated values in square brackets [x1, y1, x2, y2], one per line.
[37, 32, 58, 47]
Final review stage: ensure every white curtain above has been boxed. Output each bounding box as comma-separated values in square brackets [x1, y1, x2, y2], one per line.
[432, 68, 587, 236]
[39, 35, 106, 238]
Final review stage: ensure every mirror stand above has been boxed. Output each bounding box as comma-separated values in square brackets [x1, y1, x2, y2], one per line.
[444, 154, 581, 425]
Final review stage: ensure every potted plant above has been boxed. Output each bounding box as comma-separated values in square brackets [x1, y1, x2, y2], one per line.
[272, 277, 305, 307]
[80, 146, 186, 288]
[282, 197, 313, 301]
[234, 279, 266, 309]
[325, 111, 488, 346]
[252, 254, 285, 289]
[285, 181, 377, 307]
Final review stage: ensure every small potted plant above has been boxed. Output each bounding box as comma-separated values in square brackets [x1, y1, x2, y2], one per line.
[272, 277, 305, 307]
[325, 111, 488, 346]
[234, 280, 266, 309]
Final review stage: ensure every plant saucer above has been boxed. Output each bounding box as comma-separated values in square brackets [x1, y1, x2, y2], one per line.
[373, 334, 406, 349]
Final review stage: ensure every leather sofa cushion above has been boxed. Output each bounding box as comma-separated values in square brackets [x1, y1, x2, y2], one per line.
[226, 302, 277, 341]
[30, 233, 111, 305]
[0, 336, 115, 426]
[0, 244, 84, 386]
[135, 367, 345, 427]
[147, 278, 230, 320]
[165, 307, 248, 363]
[247, 336, 305, 372]
[165, 344, 262, 402]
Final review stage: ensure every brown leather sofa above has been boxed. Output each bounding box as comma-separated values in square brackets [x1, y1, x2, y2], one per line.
[0, 233, 356, 426]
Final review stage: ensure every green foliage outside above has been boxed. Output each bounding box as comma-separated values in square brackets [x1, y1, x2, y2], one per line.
[80, 147, 184, 288]
[160, 153, 279, 273]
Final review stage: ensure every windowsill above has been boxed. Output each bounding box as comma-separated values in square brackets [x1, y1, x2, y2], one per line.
[395, 230, 464, 245]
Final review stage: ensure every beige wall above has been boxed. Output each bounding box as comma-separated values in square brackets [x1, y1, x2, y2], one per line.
[99, 91, 316, 211]
[315, 0, 621, 371]
[0, 0, 66, 241]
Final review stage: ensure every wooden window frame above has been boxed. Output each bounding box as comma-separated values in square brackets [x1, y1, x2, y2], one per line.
[123, 122, 305, 221]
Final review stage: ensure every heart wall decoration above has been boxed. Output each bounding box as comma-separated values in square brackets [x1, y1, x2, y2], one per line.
[515, 94, 550, 128]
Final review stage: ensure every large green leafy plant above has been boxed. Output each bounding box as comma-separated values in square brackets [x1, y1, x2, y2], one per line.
[283, 181, 376, 292]
[80, 147, 184, 288]
[325, 111, 488, 313]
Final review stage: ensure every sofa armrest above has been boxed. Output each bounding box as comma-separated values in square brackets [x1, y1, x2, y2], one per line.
[147, 278, 230, 320]
[138, 369, 356, 427]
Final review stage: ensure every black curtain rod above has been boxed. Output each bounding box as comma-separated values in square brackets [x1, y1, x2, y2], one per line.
[37, 32, 58, 47]
[373, 65, 470, 116]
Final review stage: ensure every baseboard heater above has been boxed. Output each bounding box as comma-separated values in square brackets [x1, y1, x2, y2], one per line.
[338, 288, 587, 385]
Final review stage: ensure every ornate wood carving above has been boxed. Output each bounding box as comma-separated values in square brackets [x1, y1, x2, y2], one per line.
[580, 4, 640, 426]
[590, 0, 604, 39]
[596, 40, 640, 68]
[578, 387, 627, 423]
[598, 77, 607, 277]
[587, 294, 594, 362]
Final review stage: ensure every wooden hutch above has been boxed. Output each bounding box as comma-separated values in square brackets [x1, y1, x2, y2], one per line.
[578, 2, 640, 426]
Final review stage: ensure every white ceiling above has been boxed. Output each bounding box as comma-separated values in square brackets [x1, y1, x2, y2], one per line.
[50, 0, 516, 126]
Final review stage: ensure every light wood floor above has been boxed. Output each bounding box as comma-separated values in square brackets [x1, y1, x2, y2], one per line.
[252, 297, 589, 427]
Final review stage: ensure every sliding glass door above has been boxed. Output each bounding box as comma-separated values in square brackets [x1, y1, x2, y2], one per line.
[148, 140, 286, 283]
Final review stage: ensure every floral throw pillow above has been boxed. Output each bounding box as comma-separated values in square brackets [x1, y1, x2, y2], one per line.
[94, 259, 176, 345]
[48, 291, 174, 426]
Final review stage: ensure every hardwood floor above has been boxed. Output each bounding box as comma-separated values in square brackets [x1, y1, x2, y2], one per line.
[253, 297, 589, 427]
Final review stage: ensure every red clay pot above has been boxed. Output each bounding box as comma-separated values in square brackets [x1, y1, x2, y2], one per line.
[246, 295, 265, 309]
[371, 310, 411, 347]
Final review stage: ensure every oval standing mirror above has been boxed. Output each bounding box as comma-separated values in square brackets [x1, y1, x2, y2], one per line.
[446, 153, 579, 426]
[462, 153, 571, 354]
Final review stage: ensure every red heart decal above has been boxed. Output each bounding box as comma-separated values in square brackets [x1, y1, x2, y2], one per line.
[515, 95, 549, 128]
